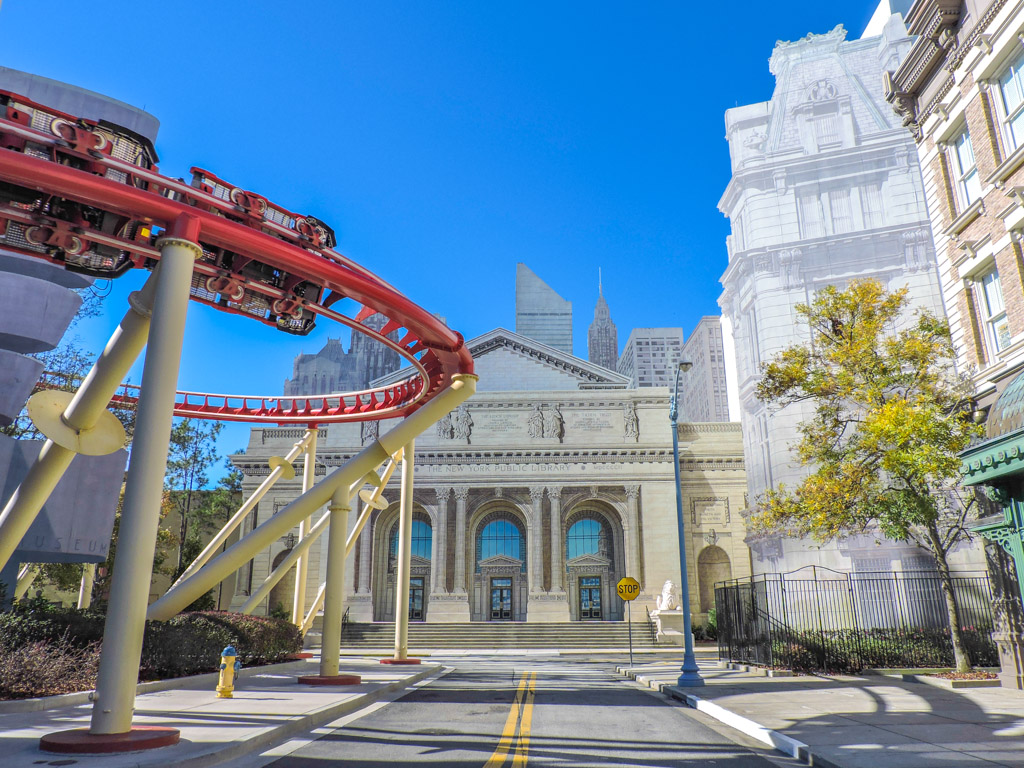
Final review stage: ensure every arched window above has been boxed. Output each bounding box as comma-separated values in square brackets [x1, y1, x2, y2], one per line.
[476, 518, 525, 572]
[388, 519, 431, 572]
[566, 517, 609, 560]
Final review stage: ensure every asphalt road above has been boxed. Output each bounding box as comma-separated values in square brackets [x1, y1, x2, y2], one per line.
[250, 656, 795, 768]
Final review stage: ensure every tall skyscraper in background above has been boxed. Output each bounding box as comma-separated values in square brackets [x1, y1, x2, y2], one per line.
[679, 317, 731, 423]
[617, 328, 685, 388]
[718, 15, 953, 574]
[515, 263, 573, 354]
[587, 271, 618, 371]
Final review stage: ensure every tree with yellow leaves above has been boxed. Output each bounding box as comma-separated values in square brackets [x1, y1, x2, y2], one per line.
[755, 279, 984, 672]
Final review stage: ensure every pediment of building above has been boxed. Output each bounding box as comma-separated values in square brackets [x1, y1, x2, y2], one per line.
[479, 553, 523, 569]
[566, 552, 613, 570]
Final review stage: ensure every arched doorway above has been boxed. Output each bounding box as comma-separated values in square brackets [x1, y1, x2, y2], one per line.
[267, 548, 295, 618]
[373, 509, 432, 621]
[697, 545, 732, 613]
[472, 512, 527, 621]
[564, 506, 625, 621]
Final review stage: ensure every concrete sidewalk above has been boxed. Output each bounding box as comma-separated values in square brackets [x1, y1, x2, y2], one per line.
[0, 656, 441, 768]
[620, 660, 1024, 768]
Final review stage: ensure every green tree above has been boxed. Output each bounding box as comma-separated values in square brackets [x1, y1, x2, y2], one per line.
[754, 279, 984, 672]
[165, 419, 223, 576]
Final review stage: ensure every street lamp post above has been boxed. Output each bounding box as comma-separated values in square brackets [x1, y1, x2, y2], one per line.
[670, 359, 704, 687]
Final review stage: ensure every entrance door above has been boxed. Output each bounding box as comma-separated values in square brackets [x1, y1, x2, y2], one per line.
[409, 576, 425, 621]
[579, 576, 602, 620]
[490, 577, 513, 620]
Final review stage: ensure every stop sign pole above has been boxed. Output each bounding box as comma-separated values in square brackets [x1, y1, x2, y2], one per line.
[617, 576, 640, 667]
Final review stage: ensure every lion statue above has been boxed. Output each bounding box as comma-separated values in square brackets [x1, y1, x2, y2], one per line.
[655, 580, 679, 612]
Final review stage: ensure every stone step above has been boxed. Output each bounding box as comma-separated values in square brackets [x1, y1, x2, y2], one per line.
[327, 621, 672, 648]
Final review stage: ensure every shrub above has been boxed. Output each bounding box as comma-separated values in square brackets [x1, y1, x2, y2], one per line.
[0, 639, 100, 699]
[0, 602, 303, 691]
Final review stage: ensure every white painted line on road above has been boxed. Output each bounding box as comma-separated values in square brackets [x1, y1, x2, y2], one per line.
[216, 667, 455, 768]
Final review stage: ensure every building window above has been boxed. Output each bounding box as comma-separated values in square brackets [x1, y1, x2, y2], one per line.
[979, 269, 1012, 353]
[476, 518, 524, 572]
[797, 189, 826, 238]
[388, 518, 431, 572]
[950, 127, 981, 209]
[566, 518, 610, 560]
[997, 49, 1024, 152]
[829, 188, 853, 234]
[859, 182, 885, 228]
[814, 113, 840, 146]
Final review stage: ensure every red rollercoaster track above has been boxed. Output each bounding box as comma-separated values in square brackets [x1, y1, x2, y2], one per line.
[0, 90, 474, 423]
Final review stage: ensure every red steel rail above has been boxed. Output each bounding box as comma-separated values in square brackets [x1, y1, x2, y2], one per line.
[0, 91, 473, 423]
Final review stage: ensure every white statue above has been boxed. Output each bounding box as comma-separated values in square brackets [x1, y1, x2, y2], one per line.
[655, 580, 679, 612]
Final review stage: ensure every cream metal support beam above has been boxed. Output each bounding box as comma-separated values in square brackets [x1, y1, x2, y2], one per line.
[250, 457, 398, 620]
[90, 231, 200, 736]
[393, 440, 415, 661]
[14, 564, 38, 600]
[77, 563, 96, 610]
[0, 270, 159, 573]
[146, 375, 477, 622]
[318, 488, 351, 677]
[172, 431, 313, 587]
[292, 427, 319, 625]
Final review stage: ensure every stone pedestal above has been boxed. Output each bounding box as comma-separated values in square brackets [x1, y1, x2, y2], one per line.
[346, 593, 374, 623]
[651, 608, 694, 646]
[426, 592, 471, 622]
[526, 592, 570, 622]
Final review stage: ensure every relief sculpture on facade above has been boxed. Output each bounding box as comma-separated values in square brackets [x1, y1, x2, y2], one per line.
[623, 401, 639, 442]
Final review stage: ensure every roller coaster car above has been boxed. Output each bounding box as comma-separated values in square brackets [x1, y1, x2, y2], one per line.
[189, 168, 337, 249]
[0, 90, 159, 277]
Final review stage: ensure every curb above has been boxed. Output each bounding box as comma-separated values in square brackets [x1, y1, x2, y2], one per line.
[0, 659, 313, 715]
[618, 667, 844, 768]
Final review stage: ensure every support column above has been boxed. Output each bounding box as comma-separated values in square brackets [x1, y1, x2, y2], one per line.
[528, 486, 544, 593]
[292, 427, 319, 625]
[453, 487, 469, 593]
[431, 487, 450, 595]
[315, 489, 351, 678]
[548, 487, 563, 592]
[625, 485, 642, 588]
[392, 440, 415, 661]
[89, 223, 199, 738]
[77, 563, 96, 610]
[529, 485, 569, 622]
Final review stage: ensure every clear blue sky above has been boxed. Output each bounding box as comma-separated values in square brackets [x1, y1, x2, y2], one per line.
[1, 1, 885, 468]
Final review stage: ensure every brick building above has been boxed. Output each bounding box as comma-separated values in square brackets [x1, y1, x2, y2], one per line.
[885, 0, 1024, 410]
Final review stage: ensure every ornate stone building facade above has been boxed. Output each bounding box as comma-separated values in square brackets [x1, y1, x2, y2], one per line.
[232, 329, 750, 624]
[718, 17, 956, 573]
[283, 313, 399, 396]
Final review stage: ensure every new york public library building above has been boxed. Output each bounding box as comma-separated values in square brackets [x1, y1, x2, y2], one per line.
[229, 329, 751, 625]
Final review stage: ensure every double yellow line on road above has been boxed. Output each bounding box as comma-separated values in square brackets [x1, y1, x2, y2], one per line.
[485, 670, 536, 767]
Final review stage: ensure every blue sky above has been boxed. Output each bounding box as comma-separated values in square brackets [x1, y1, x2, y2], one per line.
[1, 1, 886, 468]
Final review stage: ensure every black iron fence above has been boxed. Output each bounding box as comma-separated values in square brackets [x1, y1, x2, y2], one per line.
[715, 567, 998, 673]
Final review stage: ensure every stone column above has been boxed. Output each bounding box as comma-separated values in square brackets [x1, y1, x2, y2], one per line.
[432, 487, 450, 595]
[357, 512, 373, 593]
[625, 485, 642, 588]
[528, 486, 545, 593]
[548, 486, 564, 592]
[453, 487, 469, 593]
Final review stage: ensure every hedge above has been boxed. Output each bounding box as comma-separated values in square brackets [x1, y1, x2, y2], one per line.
[0, 600, 302, 696]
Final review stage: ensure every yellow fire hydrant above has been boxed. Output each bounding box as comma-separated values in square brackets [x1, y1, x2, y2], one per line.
[216, 645, 241, 698]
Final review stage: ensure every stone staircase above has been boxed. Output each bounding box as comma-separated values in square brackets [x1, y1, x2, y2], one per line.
[313, 620, 668, 649]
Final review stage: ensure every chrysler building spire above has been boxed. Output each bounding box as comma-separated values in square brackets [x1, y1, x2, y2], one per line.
[588, 269, 618, 371]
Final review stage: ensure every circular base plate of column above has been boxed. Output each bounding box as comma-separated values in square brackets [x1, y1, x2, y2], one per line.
[40, 726, 180, 754]
[286, 652, 315, 659]
[380, 657, 422, 665]
[297, 674, 362, 685]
